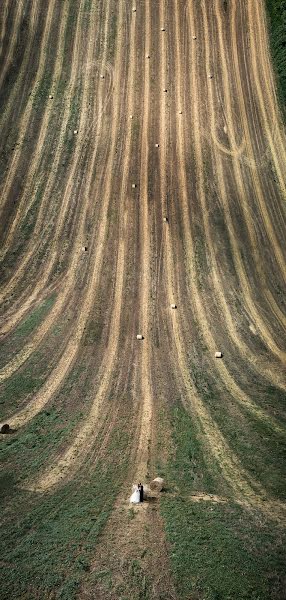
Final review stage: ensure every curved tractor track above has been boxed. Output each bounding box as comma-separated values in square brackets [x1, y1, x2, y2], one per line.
[0, 0, 286, 597]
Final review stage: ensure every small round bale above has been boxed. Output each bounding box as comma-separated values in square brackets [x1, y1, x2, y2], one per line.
[146, 54, 150, 59]
[192, 35, 197, 40]
[208, 74, 213, 79]
[49, 94, 53, 99]
[100, 74, 105, 79]
[1, 423, 10, 434]
[163, 216, 168, 222]
[215, 351, 223, 358]
[179, 110, 182, 114]
[171, 303, 177, 309]
[155, 143, 159, 148]
[163, 88, 167, 92]
[161, 27, 165, 31]
[132, 183, 136, 189]
[143, 484, 151, 500]
[150, 477, 165, 492]
[136, 334, 143, 340]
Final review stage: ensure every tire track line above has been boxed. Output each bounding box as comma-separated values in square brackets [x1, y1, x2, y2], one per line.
[134, 0, 153, 482]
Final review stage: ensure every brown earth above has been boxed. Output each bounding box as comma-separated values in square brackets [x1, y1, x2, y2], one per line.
[0, 0, 286, 596]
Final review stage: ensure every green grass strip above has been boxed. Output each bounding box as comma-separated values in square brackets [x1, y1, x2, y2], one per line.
[160, 402, 286, 600]
[265, 0, 286, 115]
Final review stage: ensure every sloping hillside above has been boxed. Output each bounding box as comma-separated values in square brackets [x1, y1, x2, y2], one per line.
[0, 1, 286, 599]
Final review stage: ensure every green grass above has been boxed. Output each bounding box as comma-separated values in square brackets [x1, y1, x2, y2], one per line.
[0, 351, 47, 420]
[13, 294, 56, 340]
[265, 0, 286, 115]
[160, 402, 286, 600]
[188, 360, 286, 501]
[0, 407, 80, 486]
[0, 412, 130, 600]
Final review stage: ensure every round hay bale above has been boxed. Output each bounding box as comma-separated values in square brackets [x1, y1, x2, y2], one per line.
[143, 484, 151, 500]
[1, 423, 10, 434]
[49, 94, 53, 99]
[150, 477, 165, 492]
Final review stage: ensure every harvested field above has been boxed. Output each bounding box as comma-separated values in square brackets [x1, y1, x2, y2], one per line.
[0, 1, 286, 599]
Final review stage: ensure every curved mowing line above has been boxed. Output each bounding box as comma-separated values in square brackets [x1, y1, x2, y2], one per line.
[0, 1, 111, 357]
[0, 2, 106, 323]
[0, 0, 88, 324]
[30, 234, 126, 492]
[203, 2, 286, 364]
[173, 2, 286, 436]
[0, 0, 12, 61]
[0, 0, 39, 131]
[0, 0, 126, 429]
[163, 0, 286, 522]
[226, 3, 286, 281]
[175, 4, 285, 392]
[247, 0, 286, 199]
[228, 1, 286, 333]
[0, 0, 24, 91]
[0, 0, 69, 264]
[197, 4, 286, 377]
[0, 0, 58, 214]
[28, 5, 138, 491]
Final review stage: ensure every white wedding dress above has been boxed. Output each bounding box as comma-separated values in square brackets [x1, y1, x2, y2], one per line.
[129, 486, 140, 504]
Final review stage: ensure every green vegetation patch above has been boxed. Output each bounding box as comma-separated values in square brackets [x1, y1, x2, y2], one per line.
[160, 402, 286, 600]
[0, 407, 80, 489]
[14, 295, 56, 338]
[0, 416, 130, 600]
[0, 351, 47, 420]
[265, 0, 286, 114]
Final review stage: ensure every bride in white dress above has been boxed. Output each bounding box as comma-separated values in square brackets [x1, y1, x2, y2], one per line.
[129, 484, 140, 504]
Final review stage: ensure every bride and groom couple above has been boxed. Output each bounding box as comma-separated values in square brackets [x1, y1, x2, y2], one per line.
[130, 482, 144, 504]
